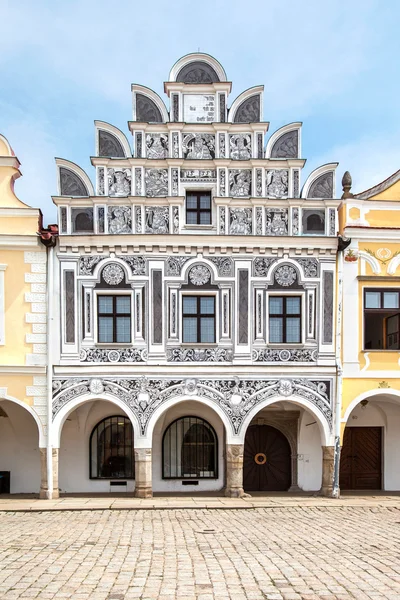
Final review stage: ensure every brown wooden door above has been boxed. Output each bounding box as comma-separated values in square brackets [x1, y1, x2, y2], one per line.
[243, 425, 291, 492]
[340, 427, 382, 490]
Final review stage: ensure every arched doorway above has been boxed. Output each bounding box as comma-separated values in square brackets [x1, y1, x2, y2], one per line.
[243, 424, 291, 491]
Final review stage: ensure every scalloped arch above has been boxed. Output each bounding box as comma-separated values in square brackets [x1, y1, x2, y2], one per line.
[302, 163, 338, 199]
[169, 53, 227, 83]
[56, 158, 94, 197]
[228, 86, 263, 123]
[132, 85, 169, 123]
[266, 123, 301, 159]
[95, 121, 131, 158]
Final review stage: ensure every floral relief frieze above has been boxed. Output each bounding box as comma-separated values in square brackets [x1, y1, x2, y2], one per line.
[166, 347, 233, 362]
[252, 348, 317, 363]
[52, 376, 333, 435]
[79, 348, 147, 363]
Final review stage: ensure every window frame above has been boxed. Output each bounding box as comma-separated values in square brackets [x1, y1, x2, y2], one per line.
[89, 415, 135, 480]
[162, 416, 218, 480]
[363, 288, 400, 351]
[95, 290, 133, 345]
[181, 292, 217, 345]
[266, 292, 304, 345]
[185, 190, 212, 226]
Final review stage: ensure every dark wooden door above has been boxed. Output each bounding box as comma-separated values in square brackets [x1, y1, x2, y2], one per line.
[243, 425, 291, 492]
[340, 427, 382, 490]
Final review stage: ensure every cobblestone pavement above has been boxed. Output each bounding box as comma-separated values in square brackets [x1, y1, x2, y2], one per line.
[1, 507, 400, 600]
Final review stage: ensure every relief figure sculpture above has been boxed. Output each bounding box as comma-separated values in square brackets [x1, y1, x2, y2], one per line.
[266, 170, 289, 198]
[108, 168, 131, 196]
[229, 170, 252, 197]
[183, 134, 215, 160]
[230, 134, 251, 160]
[146, 133, 169, 159]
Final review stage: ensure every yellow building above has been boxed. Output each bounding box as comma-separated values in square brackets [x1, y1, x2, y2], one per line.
[0, 134, 48, 496]
[339, 169, 400, 491]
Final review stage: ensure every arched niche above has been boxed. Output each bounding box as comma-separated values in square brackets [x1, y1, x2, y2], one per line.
[266, 123, 301, 159]
[302, 164, 338, 199]
[132, 86, 168, 123]
[95, 122, 131, 158]
[228, 87, 263, 123]
[169, 53, 227, 83]
[56, 158, 94, 197]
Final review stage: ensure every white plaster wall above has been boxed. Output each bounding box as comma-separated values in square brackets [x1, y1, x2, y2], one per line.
[152, 400, 225, 493]
[59, 400, 135, 493]
[297, 409, 323, 491]
[0, 401, 40, 493]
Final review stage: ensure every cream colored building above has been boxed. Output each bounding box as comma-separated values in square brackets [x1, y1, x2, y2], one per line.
[0, 134, 48, 496]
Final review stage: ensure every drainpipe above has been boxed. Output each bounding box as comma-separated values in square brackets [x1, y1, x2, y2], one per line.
[46, 244, 54, 499]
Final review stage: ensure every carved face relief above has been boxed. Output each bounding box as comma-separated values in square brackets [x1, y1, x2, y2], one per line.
[266, 170, 289, 199]
[229, 208, 252, 235]
[146, 133, 169, 159]
[182, 134, 215, 160]
[229, 134, 252, 160]
[145, 206, 169, 234]
[108, 168, 131, 196]
[145, 169, 168, 197]
[265, 208, 288, 236]
[107, 206, 132, 234]
[229, 169, 252, 197]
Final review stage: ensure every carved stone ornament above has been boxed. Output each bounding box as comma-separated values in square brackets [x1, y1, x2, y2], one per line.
[292, 207, 299, 235]
[89, 379, 104, 394]
[189, 265, 211, 286]
[229, 134, 251, 160]
[253, 348, 317, 363]
[255, 207, 263, 234]
[102, 264, 125, 286]
[166, 256, 191, 276]
[219, 133, 226, 158]
[229, 208, 252, 235]
[146, 133, 169, 159]
[293, 171, 300, 198]
[266, 170, 289, 199]
[107, 168, 131, 196]
[107, 206, 132, 234]
[229, 170, 252, 197]
[79, 256, 103, 276]
[274, 265, 297, 287]
[208, 257, 233, 276]
[166, 348, 233, 363]
[296, 258, 319, 277]
[145, 206, 169, 234]
[79, 348, 147, 363]
[219, 170, 226, 196]
[176, 61, 219, 83]
[79, 255, 146, 276]
[265, 208, 288, 236]
[59, 167, 88, 196]
[97, 167, 105, 195]
[52, 376, 333, 435]
[256, 170, 262, 197]
[182, 133, 215, 159]
[135, 168, 142, 196]
[253, 257, 278, 276]
[219, 206, 226, 233]
[308, 172, 334, 199]
[271, 130, 298, 159]
[181, 169, 216, 181]
[145, 169, 168, 197]
[233, 95, 261, 123]
[98, 130, 125, 158]
[136, 93, 163, 122]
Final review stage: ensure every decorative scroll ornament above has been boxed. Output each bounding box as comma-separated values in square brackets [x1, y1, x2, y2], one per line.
[253, 348, 317, 363]
[208, 257, 233, 276]
[79, 348, 147, 363]
[253, 257, 278, 277]
[102, 264, 125, 286]
[80, 256, 103, 276]
[189, 265, 211, 286]
[166, 256, 191, 276]
[98, 168, 105, 195]
[296, 258, 319, 277]
[166, 348, 233, 362]
[275, 265, 297, 287]
[292, 207, 299, 235]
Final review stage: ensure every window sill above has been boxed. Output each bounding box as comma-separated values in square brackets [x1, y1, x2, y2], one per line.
[95, 343, 133, 348]
[362, 349, 400, 352]
[180, 343, 218, 347]
[182, 225, 215, 230]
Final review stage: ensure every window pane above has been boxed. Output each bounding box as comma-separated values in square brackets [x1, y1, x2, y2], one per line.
[186, 211, 198, 224]
[365, 292, 381, 308]
[269, 297, 283, 314]
[200, 194, 211, 209]
[116, 296, 131, 314]
[200, 297, 214, 314]
[200, 212, 211, 225]
[186, 194, 197, 209]
[286, 317, 301, 343]
[286, 297, 300, 314]
[98, 296, 113, 313]
[269, 317, 283, 342]
[98, 317, 113, 342]
[384, 292, 399, 309]
[183, 317, 198, 342]
[183, 297, 197, 314]
[200, 317, 215, 342]
[116, 317, 131, 343]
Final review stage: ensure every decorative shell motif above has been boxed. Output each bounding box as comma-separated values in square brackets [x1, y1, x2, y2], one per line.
[274, 265, 296, 287]
[103, 263, 124, 286]
[189, 265, 211, 286]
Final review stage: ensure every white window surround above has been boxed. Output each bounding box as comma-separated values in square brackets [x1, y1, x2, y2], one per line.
[179, 290, 219, 346]
[93, 289, 134, 346]
[0, 264, 7, 345]
[265, 290, 306, 346]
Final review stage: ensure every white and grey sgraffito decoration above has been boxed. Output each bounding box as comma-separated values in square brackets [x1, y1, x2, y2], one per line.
[308, 172, 334, 199]
[182, 133, 215, 159]
[270, 130, 298, 159]
[102, 264, 125, 286]
[166, 256, 191, 276]
[233, 95, 260, 123]
[266, 170, 289, 198]
[265, 208, 288, 236]
[59, 167, 88, 197]
[98, 130, 125, 158]
[275, 265, 297, 287]
[229, 208, 252, 235]
[145, 206, 169, 234]
[52, 376, 333, 435]
[166, 348, 232, 363]
[229, 134, 251, 160]
[145, 169, 168, 197]
[253, 257, 278, 276]
[181, 169, 216, 181]
[296, 258, 319, 277]
[146, 133, 169, 159]
[79, 348, 147, 363]
[208, 257, 233, 276]
[107, 168, 131, 196]
[79, 255, 146, 276]
[97, 168, 105, 195]
[189, 265, 211, 286]
[229, 170, 252, 197]
[292, 207, 299, 234]
[252, 348, 317, 363]
[107, 206, 132, 234]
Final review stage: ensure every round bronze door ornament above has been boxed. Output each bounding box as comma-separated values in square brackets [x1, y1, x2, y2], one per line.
[254, 453, 267, 465]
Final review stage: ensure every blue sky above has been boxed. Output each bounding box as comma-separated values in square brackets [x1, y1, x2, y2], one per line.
[1, 0, 399, 222]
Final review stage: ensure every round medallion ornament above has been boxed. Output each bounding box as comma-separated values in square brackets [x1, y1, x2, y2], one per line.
[254, 453, 267, 465]
[103, 263, 124, 286]
[275, 265, 296, 287]
[79, 349, 87, 361]
[184, 378, 198, 394]
[278, 379, 294, 397]
[279, 349, 291, 362]
[189, 265, 211, 286]
[107, 350, 120, 362]
[89, 379, 104, 394]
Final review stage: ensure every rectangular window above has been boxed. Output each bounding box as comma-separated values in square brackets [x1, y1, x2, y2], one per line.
[364, 289, 400, 349]
[182, 296, 215, 343]
[268, 296, 301, 343]
[186, 191, 212, 225]
[98, 295, 131, 343]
